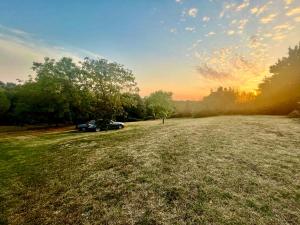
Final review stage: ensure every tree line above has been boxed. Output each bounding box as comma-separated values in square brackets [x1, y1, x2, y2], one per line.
[0, 58, 174, 125]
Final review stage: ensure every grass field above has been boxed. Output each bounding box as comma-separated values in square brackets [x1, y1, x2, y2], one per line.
[0, 116, 300, 225]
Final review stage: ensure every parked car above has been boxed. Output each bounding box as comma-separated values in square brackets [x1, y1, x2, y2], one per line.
[77, 120, 125, 132]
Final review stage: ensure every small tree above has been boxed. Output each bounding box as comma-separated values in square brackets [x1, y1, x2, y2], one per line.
[146, 91, 174, 124]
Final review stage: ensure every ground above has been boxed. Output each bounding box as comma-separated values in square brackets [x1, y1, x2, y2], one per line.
[0, 116, 299, 225]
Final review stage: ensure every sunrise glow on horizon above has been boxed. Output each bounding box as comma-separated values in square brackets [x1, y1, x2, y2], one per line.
[0, 0, 300, 100]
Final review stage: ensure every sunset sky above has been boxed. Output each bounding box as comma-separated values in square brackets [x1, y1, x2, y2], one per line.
[0, 0, 300, 100]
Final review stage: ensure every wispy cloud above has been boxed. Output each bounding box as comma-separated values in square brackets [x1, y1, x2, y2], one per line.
[273, 23, 294, 31]
[251, 1, 272, 16]
[263, 33, 273, 38]
[170, 28, 177, 33]
[272, 33, 287, 41]
[238, 19, 248, 30]
[188, 8, 198, 17]
[188, 39, 202, 51]
[219, 11, 225, 18]
[197, 64, 231, 80]
[205, 31, 216, 37]
[231, 19, 237, 24]
[227, 30, 235, 35]
[284, 0, 294, 5]
[185, 27, 196, 32]
[294, 16, 300, 22]
[250, 7, 258, 14]
[0, 24, 30, 37]
[260, 14, 277, 24]
[202, 16, 210, 22]
[286, 7, 300, 16]
[219, 3, 235, 18]
[235, 0, 250, 11]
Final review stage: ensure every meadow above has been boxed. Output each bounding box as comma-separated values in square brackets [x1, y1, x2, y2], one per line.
[0, 116, 299, 225]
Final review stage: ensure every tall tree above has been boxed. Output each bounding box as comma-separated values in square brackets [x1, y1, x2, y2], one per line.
[80, 58, 138, 120]
[32, 57, 82, 123]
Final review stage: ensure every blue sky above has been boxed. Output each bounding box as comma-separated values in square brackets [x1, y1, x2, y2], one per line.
[0, 0, 300, 99]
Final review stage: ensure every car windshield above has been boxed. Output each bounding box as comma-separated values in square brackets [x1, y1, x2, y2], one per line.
[88, 120, 95, 125]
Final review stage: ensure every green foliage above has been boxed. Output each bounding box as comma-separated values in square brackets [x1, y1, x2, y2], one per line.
[0, 57, 139, 125]
[80, 58, 138, 120]
[145, 90, 174, 120]
[0, 89, 10, 116]
[9, 57, 82, 124]
[120, 93, 146, 121]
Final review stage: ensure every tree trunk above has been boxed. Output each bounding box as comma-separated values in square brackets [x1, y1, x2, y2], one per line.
[162, 117, 165, 124]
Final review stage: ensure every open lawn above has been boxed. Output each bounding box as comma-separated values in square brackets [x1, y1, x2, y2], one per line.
[0, 116, 300, 225]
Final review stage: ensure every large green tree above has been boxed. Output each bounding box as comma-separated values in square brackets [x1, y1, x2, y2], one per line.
[32, 57, 83, 123]
[80, 58, 138, 120]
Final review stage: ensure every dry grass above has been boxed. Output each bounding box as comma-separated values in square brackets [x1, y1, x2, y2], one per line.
[0, 116, 300, 225]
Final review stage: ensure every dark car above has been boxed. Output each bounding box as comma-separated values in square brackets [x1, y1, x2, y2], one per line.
[77, 120, 125, 132]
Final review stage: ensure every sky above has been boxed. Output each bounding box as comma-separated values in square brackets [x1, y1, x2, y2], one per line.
[0, 0, 299, 100]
